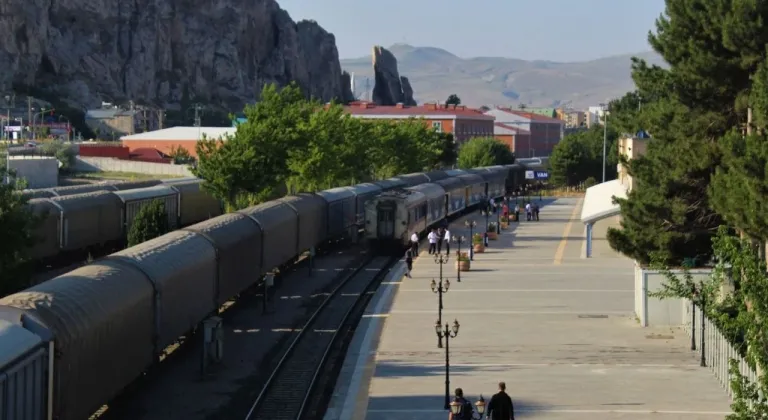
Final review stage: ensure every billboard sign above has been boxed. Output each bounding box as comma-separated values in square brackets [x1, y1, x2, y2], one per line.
[534, 171, 549, 180]
[525, 170, 534, 180]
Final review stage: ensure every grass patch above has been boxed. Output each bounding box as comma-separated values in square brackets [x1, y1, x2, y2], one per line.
[65, 170, 183, 181]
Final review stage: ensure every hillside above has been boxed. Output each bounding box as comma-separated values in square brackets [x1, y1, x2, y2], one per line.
[340, 44, 666, 109]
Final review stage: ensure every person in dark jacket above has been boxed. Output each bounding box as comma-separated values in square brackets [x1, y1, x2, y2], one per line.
[486, 382, 515, 420]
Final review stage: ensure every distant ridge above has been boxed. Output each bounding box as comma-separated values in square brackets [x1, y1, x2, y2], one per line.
[341, 44, 665, 108]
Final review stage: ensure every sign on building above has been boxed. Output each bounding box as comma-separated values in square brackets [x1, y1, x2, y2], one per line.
[535, 171, 549, 180]
[525, 170, 534, 180]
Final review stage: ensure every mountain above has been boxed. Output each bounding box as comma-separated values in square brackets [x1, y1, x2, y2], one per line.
[0, 0, 352, 110]
[340, 44, 666, 109]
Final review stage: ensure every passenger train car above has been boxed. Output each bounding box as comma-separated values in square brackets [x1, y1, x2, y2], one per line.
[0, 162, 546, 420]
[365, 165, 519, 247]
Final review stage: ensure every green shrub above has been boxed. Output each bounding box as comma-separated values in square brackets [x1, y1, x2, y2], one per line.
[127, 200, 169, 247]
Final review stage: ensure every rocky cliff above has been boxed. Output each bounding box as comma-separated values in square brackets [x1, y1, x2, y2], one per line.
[0, 0, 353, 110]
[371, 46, 416, 106]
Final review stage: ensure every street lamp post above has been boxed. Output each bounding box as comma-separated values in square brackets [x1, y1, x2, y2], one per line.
[434, 252, 449, 287]
[452, 235, 465, 282]
[32, 108, 53, 141]
[430, 278, 450, 348]
[480, 209, 490, 247]
[436, 319, 460, 410]
[495, 209, 501, 234]
[464, 220, 476, 261]
[450, 395, 486, 419]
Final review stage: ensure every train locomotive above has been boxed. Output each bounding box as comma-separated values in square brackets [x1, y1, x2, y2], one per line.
[0, 162, 544, 420]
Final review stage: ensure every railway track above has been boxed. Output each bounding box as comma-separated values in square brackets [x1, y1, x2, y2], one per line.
[244, 255, 398, 420]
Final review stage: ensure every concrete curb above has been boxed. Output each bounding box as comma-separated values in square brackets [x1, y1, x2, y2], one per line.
[323, 261, 407, 420]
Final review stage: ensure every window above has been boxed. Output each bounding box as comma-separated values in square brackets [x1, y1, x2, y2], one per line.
[432, 121, 443, 132]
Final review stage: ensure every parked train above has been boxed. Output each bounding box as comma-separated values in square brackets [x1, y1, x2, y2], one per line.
[0, 162, 545, 420]
[22, 178, 224, 264]
[365, 166, 511, 247]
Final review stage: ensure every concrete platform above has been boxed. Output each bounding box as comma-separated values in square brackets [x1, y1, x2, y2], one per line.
[325, 198, 733, 420]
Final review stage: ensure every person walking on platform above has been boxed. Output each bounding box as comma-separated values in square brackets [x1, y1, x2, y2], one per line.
[443, 228, 451, 255]
[437, 227, 444, 254]
[487, 382, 515, 420]
[404, 248, 413, 278]
[428, 229, 438, 254]
[525, 202, 532, 221]
[410, 232, 419, 256]
[449, 388, 474, 420]
[533, 202, 540, 221]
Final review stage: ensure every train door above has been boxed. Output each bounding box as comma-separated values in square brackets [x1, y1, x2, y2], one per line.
[376, 201, 395, 238]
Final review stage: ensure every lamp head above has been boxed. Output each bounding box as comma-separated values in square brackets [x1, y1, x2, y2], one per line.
[449, 399, 462, 415]
[430, 278, 437, 292]
[444, 278, 450, 291]
[452, 319, 460, 334]
[475, 395, 486, 414]
[434, 319, 442, 336]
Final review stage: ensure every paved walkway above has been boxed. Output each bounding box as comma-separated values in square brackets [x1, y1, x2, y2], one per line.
[326, 197, 733, 420]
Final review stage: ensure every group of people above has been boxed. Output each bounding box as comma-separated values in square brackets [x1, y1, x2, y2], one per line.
[450, 382, 516, 420]
[404, 226, 450, 278]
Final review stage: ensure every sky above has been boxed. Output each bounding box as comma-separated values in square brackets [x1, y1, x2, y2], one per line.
[278, 0, 667, 62]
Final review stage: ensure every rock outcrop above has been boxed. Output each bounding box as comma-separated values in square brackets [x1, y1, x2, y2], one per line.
[371, 46, 416, 106]
[0, 0, 353, 110]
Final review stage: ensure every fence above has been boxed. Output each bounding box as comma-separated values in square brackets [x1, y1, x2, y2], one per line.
[682, 299, 758, 398]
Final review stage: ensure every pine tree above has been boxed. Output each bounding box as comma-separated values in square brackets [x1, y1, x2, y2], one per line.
[605, 0, 768, 266]
[127, 200, 170, 247]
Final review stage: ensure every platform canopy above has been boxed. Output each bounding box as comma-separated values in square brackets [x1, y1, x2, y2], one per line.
[580, 179, 628, 225]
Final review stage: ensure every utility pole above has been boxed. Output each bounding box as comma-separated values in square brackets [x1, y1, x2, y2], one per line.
[27, 96, 32, 140]
[142, 107, 148, 132]
[602, 102, 609, 183]
[158, 109, 164, 129]
[193, 104, 202, 127]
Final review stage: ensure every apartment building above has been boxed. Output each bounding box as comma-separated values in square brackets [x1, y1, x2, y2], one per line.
[485, 107, 564, 157]
[343, 102, 495, 143]
[617, 131, 651, 191]
[85, 103, 161, 137]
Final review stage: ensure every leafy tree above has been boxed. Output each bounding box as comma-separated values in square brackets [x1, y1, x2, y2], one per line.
[367, 119, 444, 179]
[456, 137, 514, 169]
[436, 133, 457, 168]
[0, 182, 39, 296]
[445, 94, 461, 106]
[127, 200, 170, 247]
[194, 82, 315, 208]
[549, 126, 618, 187]
[287, 104, 369, 191]
[169, 145, 195, 164]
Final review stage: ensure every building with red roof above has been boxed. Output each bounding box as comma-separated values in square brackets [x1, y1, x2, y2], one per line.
[343, 102, 495, 144]
[485, 107, 564, 157]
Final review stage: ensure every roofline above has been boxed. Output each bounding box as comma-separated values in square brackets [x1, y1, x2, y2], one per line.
[348, 114, 494, 121]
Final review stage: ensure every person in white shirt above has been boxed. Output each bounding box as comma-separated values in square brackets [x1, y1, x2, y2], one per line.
[525, 202, 532, 221]
[427, 229, 438, 254]
[443, 228, 451, 255]
[410, 232, 419, 256]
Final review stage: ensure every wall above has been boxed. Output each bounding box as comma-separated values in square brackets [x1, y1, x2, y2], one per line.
[634, 265, 714, 327]
[79, 144, 131, 159]
[74, 156, 193, 177]
[9, 156, 59, 188]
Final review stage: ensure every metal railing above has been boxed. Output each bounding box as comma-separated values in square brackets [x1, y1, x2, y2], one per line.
[682, 299, 758, 398]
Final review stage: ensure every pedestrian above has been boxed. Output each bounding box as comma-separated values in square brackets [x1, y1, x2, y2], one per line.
[514, 204, 520, 222]
[449, 388, 474, 420]
[444, 227, 451, 255]
[428, 229, 438, 254]
[533, 202, 540, 221]
[404, 248, 413, 278]
[437, 227, 444, 254]
[487, 382, 515, 420]
[410, 232, 419, 256]
[525, 202, 532, 221]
